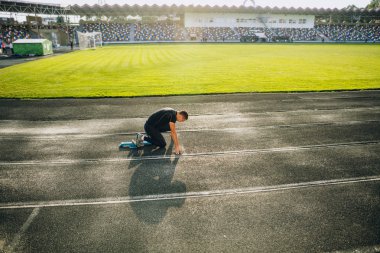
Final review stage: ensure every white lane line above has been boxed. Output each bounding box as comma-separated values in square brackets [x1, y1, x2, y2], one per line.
[0, 106, 379, 124]
[5, 207, 40, 252]
[0, 120, 379, 140]
[329, 244, 380, 253]
[287, 96, 380, 101]
[0, 140, 378, 166]
[0, 176, 379, 210]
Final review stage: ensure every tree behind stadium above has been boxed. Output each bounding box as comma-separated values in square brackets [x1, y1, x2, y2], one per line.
[367, 0, 380, 9]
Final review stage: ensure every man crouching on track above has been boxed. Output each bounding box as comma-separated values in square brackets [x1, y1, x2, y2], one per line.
[133, 108, 188, 155]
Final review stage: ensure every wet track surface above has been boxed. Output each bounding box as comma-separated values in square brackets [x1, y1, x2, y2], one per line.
[0, 91, 380, 252]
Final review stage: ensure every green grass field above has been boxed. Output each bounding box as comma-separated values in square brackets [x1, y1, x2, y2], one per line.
[0, 44, 379, 98]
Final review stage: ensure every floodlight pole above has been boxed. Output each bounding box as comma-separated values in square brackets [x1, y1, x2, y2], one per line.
[65, 12, 70, 46]
[34, 7, 40, 39]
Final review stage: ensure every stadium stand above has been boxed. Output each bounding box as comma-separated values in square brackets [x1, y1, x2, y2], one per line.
[82, 23, 131, 42]
[0, 24, 77, 45]
[0, 25, 31, 45]
[236, 27, 270, 39]
[78, 23, 379, 43]
[2, 23, 380, 45]
[270, 28, 318, 41]
[1, 3, 380, 47]
[316, 24, 380, 42]
[134, 23, 186, 41]
[186, 27, 239, 41]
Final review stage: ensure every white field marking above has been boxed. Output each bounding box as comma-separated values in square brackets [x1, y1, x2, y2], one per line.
[0, 176, 379, 210]
[297, 93, 380, 100]
[329, 244, 380, 253]
[0, 105, 379, 130]
[284, 95, 380, 101]
[0, 120, 379, 140]
[0, 106, 379, 126]
[0, 106, 379, 125]
[0, 140, 378, 166]
[5, 207, 40, 252]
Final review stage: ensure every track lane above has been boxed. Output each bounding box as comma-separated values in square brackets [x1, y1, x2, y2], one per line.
[1, 92, 380, 253]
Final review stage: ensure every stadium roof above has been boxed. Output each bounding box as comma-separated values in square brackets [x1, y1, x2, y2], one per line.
[69, 4, 380, 17]
[1, 1, 379, 17]
[0, 0, 69, 15]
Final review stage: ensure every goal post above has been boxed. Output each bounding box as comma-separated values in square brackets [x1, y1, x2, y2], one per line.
[77, 31, 103, 50]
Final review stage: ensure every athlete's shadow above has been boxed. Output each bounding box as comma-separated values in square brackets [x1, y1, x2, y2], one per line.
[127, 140, 186, 224]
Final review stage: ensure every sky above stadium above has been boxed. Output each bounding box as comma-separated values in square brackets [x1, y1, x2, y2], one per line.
[28, 0, 371, 9]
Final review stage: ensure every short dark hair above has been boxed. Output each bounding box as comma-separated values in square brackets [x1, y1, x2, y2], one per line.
[179, 111, 188, 120]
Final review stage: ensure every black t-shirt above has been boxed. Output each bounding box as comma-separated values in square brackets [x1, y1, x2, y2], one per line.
[146, 108, 177, 131]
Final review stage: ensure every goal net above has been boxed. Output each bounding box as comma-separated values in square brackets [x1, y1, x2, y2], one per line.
[77, 31, 102, 50]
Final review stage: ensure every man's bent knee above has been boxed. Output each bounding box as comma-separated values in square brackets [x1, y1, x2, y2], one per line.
[158, 140, 166, 148]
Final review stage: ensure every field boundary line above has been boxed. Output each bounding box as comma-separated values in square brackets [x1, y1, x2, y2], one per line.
[5, 207, 40, 252]
[0, 120, 379, 140]
[0, 176, 379, 210]
[328, 244, 380, 253]
[0, 140, 379, 165]
[0, 106, 379, 123]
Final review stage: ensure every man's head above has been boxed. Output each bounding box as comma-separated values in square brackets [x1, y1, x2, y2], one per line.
[176, 111, 188, 122]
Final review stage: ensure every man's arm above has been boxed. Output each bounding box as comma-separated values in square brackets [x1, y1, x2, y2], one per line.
[169, 122, 181, 154]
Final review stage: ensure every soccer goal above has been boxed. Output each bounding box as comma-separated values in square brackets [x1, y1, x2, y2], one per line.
[77, 31, 103, 50]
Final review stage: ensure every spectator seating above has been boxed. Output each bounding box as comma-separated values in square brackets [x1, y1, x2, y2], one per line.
[82, 23, 131, 42]
[316, 24, 380, 42]
[186, 27, 239, 41]
[236, 27, 318, 41]
[135, 23, 186, 41]
[0, 25, 31, 44]
[1, 23, 379, 45]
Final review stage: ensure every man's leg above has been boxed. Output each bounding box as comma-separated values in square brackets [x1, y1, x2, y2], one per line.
[144, 124, 166, 148]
